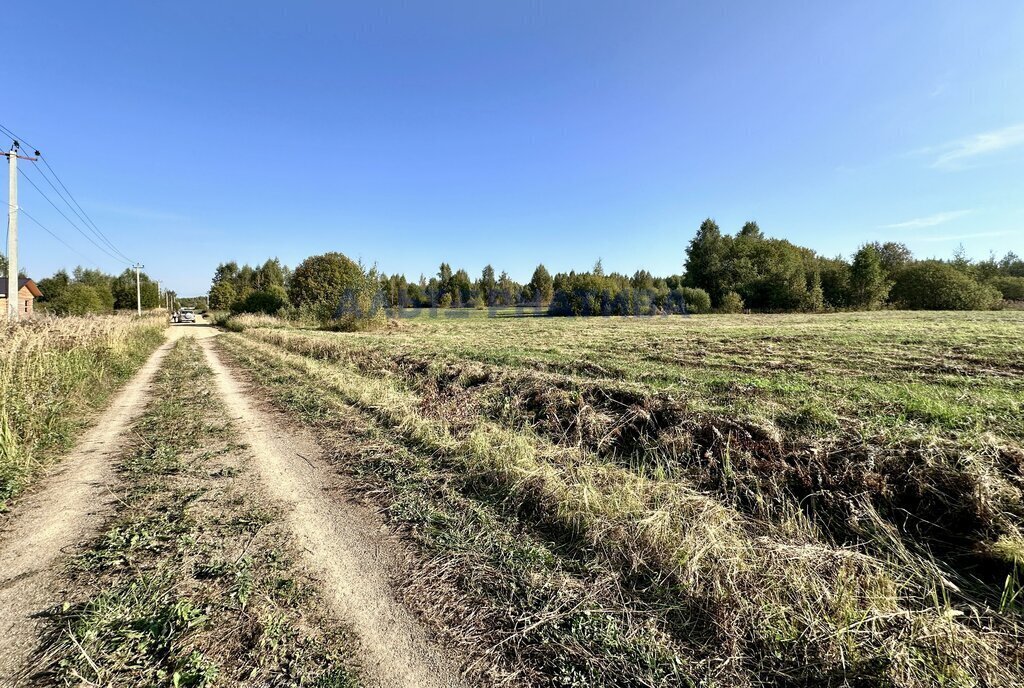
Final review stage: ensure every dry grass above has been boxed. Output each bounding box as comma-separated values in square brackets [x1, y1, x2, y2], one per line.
[218, 312, 292, 332]
[0, 313, 165, 508]
[218, 311, 1024, 687]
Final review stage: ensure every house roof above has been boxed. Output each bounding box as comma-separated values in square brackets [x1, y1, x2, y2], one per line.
[0, 277, 43, 298]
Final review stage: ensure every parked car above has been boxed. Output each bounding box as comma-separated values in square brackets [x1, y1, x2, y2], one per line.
[178, 308, 196, 324]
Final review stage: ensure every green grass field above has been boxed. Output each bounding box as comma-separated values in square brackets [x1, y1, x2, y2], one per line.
[219, 310, 1024, 687]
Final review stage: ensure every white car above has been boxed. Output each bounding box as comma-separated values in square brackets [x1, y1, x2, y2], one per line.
[178, 308, 196, 324]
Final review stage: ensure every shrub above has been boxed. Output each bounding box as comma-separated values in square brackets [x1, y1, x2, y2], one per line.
[206, 310, 231, 326]
[718, 291, 745, 313]
[288, 252, 364, 318]
[892, 261, 1003, 310]
[46, 284, 110, 315]
[989, 276, 1024, 302]
[676, 287, 711, 314]
[230, 286, 288, 315]
[286, 252, 385, 330]
[332, 266, 386, 331]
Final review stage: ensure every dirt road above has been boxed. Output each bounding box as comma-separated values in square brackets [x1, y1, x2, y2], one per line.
[0, 319, 472, 687]
[0, 322, 210, 684]
[200, 336, 470, 688]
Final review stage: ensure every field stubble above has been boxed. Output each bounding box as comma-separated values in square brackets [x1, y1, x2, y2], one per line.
[219, 311, 1024, 687]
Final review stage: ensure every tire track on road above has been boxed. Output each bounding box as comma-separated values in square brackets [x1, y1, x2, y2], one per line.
[201, 337, 472, 688]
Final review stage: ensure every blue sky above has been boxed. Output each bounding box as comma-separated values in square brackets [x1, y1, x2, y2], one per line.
[5, 1, 1023, 295]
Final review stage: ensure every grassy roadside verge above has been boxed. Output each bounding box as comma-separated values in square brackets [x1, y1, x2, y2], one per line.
[217, 334, 696, 687]
[31, 337, 360, 687]
[0, 314, 166, 509]
[218, 329, 1024, 687]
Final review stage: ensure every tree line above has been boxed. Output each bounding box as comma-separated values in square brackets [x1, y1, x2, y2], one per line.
[19, 266, 164, 315]
[682, 219, 1022, 312]
[378, 263, 553, 309]
[209, 255, 556, 314]
[208, 258, 292, 314]
[206, 219, 1024, 324]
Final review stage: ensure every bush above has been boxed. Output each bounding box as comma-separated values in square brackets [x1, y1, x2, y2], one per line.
[46, 284, 111, 315]
[676, 287, 711, 314]
[206, 310, 231, 326]
[989, 276, 1024, 302]
[892, 261, 1003, 310]
[718, 291, 745, 313]
[288, 252, 364, 318]
[230, 286, 288, 315]
[287, 252, 385, 330]
[333, 266, 387, 331]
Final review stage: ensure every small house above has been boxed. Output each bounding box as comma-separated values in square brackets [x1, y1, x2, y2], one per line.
[0, 277, 43, 317]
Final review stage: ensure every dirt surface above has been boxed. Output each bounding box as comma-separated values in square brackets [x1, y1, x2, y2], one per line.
[0, 318, 473, 687]
[0, 323, 206, 685]
[200, 336, 472, 688]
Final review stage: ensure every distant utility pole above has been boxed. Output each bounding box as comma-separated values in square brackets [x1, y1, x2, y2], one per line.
[133, 263, 144, 315]
[4, 141, 38, 321]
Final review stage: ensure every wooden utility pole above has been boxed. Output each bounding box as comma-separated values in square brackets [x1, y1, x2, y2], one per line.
[4, 142, 38, 321]
[133, 263, 144, 315]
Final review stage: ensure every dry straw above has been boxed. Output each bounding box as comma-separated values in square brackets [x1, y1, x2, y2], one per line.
[0, 313, 164, 505]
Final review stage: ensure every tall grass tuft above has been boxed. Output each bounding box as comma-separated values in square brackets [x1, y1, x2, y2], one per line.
[0, 313, 165, 507]
[218, 312, 294, 332]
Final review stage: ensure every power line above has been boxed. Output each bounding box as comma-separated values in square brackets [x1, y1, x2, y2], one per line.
[0, 124, 33, 151]
[16, 204, 95, 261]
[17, 167, 130, 266]
[23, 160, 135, 263]
[21, 161, 107, 245]
[1, 123, 137, 264]
[7, 200, 98, 265]
[37, 158, 133, 261]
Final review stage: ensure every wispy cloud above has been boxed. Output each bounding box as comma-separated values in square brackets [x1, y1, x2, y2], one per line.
[915, 230, 1016, 243]
[929, 123, 1024, 170]
[883, 210, 972, 230]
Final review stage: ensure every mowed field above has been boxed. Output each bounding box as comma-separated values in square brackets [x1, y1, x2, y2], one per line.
[218, 311, 1024, 687]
